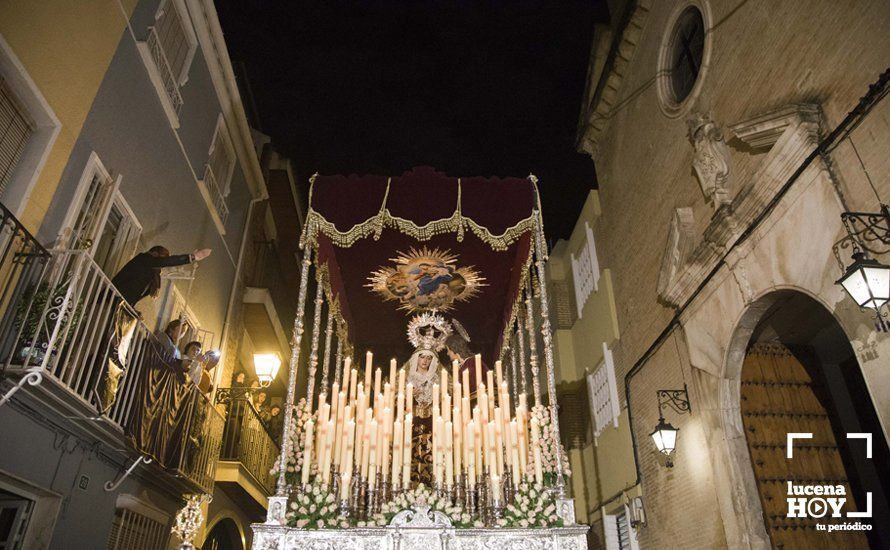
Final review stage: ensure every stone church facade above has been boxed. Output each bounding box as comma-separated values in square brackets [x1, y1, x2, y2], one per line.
[575, 0, 890, 548]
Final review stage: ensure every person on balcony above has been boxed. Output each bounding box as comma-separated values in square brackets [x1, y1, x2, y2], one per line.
[268, 404, 283, 444]
[232, 370, 248, 388]
[255, 391, 271, 422]
[157, 319, 189, 362]
[111, 246, 212, 308]
[180, 340, 218, 395]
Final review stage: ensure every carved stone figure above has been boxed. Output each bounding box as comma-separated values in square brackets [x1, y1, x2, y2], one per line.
[688, 112, 732, 206]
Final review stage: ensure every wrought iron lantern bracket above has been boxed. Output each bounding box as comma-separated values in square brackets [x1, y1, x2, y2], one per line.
[832, 204, 890, 268]
[656, 384, 692, 416]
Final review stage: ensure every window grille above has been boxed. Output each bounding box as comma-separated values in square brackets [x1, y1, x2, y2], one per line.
[105, 507, 168, 550]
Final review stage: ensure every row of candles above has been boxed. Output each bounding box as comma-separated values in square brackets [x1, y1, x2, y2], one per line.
[297, 352, 548, 508]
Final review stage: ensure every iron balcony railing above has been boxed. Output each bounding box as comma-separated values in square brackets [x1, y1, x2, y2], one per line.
[0, 244, 222, 494]
[217, 389, 279, 495]
[0, 202, 52, 377]
[145, 26, 184, 117]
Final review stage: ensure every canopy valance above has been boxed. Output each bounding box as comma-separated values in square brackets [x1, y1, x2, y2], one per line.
[304, 166, 539, 362]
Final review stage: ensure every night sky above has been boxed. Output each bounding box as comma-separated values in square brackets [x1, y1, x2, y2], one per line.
[214, 1, 605, 242]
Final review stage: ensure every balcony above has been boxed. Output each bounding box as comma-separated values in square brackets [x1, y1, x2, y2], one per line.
[214, 390, 279, 518]
[0, 222, 223, 495]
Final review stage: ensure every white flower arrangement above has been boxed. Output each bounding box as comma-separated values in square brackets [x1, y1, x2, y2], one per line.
[270, 398, 316, 485]
[498, 478, 562, 529]
[357, 484, 477, 528]
[529, 404, 572, 481]
[285, 480, 349, 529]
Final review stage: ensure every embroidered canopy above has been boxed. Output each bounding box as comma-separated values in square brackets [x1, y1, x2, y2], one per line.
[304, 166, 538, 363]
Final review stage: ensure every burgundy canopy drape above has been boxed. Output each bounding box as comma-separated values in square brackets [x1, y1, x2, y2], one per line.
[310, 166, 536, 363]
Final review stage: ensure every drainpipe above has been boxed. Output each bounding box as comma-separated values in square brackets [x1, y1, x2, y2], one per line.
[214, 194, 266, 394]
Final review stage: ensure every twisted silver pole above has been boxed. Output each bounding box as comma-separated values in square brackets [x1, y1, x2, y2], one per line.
[275, 244, 312, 497]
[525, 276, 541, 407]
[510, 337, 518, 406]
[516, 307, 528, 396]
[333, 332, 344, 389]
[321, 302, 334, 394]
[532, 211, 566, 497]
[306, 279, 324, 408]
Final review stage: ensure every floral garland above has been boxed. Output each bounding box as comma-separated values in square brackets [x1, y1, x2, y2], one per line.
[357, 484, 478, 528]
[529, 404, 572, 481]
[499, 479, 563, 528]
[270, 398, 314, 486]
[286, 480, 349, 529]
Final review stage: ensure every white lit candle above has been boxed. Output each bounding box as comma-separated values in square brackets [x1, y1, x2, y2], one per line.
[302, 419, 315, 486]
[365, 351, 373, 390]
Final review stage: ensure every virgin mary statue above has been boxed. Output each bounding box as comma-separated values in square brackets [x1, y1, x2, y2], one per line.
[404, 346, 439, 486]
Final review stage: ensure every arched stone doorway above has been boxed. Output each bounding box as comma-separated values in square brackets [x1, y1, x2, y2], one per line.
[729, 290, 890, 548]
[202, 518, 243, 550]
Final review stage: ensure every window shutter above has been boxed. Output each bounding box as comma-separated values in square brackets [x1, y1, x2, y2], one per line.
[588, 342, 620, 439]
[156, 0, 191, 84]
[603, 513, 620, 550]
[0, 78, 34, 197]
[208, 124, 234, 196]
[571, 222, 600, 318]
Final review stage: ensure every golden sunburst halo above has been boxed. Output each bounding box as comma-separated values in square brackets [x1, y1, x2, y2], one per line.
[366, 247, 485, 313]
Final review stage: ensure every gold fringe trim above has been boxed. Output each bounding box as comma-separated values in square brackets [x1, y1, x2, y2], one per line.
[300, 177, 537, 252]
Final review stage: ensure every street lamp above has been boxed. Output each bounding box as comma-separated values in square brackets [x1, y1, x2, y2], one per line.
[253, 353, 282, 387]
[651, 385, 691, 468]
[836, 251, 890, 310]
[650, 417, 679, 465]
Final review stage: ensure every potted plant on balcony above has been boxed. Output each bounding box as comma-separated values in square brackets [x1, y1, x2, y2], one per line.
[13, 281, 83, 364]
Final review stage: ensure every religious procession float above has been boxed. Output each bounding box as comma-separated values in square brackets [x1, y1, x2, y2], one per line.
[253, 167, 588, 549]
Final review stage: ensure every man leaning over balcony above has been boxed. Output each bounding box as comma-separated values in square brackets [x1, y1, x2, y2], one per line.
[111, 246, 212, 308]
[91, 246, 210, 412]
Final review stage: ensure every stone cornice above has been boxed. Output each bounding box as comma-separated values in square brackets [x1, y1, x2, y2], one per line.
[577, 0, 652, 158]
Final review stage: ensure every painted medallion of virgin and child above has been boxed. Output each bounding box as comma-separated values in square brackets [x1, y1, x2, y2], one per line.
[367, 247, 485, 312]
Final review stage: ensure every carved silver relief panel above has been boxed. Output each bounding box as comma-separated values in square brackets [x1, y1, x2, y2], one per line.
[252, 505, 588, 550]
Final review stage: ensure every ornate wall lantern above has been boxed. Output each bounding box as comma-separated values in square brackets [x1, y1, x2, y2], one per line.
[834, 204, 890, 314]
[650, 384, 691, 467]
[254, 353, 282, 387]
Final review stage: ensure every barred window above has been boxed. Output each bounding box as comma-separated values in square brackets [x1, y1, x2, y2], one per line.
[0, 78, 33, 198]
[106, 507, 168, 550]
